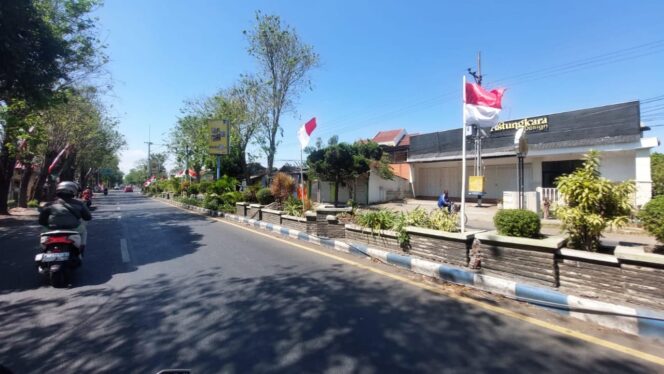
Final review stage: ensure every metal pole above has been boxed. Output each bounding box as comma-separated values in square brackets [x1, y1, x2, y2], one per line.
[216, 155, 221, 180]
[300, 148, 306, 214]
[461, 75, 467, 234]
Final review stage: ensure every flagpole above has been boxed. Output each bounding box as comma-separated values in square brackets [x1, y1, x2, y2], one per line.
[461, 75, 467, 234]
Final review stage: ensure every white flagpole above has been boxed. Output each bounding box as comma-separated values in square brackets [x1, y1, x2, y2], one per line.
[461, 75, 467, 234]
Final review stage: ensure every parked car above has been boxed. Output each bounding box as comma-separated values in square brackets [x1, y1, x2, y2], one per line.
[124, 186, 133, 193]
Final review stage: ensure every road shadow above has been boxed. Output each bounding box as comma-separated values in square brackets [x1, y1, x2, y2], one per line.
[0, 266, 657, 373]
[0, 193, 205, 293]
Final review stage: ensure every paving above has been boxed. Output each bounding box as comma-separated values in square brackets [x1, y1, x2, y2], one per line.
[1, 192, 663, 373]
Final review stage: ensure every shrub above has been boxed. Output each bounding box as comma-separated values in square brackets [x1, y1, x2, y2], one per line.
[222, 191, 242, 205]
[198, 180, 212, 194]
[556, 151, 634, 251]
[204, 200, 219, 211]
[270, 172, 295, 202]
[181, 181, 191, 194]
[27, 199, 39, 208]
[356, 210, 397, 231]
[494, 209, 541, 238]
[188, 183, 200, 195]
[256, 188, 274, 205]
[429, 209, 460, 232]
[405, 207, 430, 228]
[283, 197, 303, 217]
[210, 175, 238, 194]
[639, 196, 664, 243]
[242, 189, 256, 203]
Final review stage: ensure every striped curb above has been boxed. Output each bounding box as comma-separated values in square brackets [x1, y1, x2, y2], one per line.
[155, 197, 664, 340]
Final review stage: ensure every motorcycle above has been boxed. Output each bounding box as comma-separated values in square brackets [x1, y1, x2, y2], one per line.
[103, 187, 108, 196]
[35, 230, 82, 287]
[82, 190, 93, 208]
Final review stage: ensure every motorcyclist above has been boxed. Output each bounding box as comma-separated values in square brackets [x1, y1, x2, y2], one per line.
[82, 185, 93, 207]
[38, 181, 92, 258]
[437, 189, 452, 213]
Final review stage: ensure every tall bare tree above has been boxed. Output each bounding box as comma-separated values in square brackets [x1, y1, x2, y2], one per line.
[245, 12, 319, 175]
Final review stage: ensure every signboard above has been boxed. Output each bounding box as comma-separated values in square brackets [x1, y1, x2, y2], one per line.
[208, 120, 229, 155]
[99, 168, 113, 176]
[490, 116, 548, 134]
[468, 176, 485, 194]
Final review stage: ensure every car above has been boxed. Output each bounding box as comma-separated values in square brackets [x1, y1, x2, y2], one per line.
[124, 186, 133, 192]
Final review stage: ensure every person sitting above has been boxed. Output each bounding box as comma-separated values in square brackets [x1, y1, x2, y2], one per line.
[437, 190, 451, 212]
[38, 181, 92, 259]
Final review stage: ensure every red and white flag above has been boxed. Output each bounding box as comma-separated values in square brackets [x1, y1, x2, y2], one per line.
[297, 117, 317, 150]
[464, 82, 505, 126]
[48, 144, 71, 175]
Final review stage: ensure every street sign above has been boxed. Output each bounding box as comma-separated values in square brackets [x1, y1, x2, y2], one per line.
[99, 168, 113, 176]
[208, 120, 229, 155]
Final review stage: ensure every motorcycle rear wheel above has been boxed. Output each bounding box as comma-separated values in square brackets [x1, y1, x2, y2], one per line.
[50, 269, 67, 288]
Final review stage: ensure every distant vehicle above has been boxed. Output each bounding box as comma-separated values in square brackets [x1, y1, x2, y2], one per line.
[113, 185, 120, 190]
[124, 186, 133, 193]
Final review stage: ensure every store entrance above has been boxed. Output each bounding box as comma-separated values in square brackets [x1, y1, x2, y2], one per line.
[542, 160, 583, 188]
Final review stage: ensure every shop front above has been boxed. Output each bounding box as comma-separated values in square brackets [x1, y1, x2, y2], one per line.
[407, 101, 658, 208]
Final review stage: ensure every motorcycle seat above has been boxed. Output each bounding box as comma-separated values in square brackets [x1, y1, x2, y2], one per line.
[41, 230, 80, 237]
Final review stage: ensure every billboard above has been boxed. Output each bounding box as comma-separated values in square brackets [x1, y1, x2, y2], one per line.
[208, 120, 229, 155]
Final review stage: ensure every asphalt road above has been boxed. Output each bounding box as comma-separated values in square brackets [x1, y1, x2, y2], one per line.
[0, 192, 662, 373]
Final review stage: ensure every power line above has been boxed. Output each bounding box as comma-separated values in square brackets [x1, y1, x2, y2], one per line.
[277, 40, 664, 148]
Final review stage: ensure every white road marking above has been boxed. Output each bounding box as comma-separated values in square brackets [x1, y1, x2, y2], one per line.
[120, 238, 130, 263]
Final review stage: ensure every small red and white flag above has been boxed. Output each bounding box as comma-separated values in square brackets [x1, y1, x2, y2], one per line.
[297, 117, 317, 150]
[464, 82, 505, 126]
[48, 144, 71, 175]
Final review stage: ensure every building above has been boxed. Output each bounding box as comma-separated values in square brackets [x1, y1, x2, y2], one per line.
[407, 101, 658, 208]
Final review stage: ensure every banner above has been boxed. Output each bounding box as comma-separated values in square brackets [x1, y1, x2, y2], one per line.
[208, 120, 230, 155]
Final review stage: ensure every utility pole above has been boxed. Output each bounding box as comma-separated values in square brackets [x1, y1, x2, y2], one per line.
[145, 125, 153, 178]
[468, 51, 486, 206]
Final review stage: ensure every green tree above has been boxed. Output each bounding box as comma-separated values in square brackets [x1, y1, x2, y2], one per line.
[245, 12, 319, 175]
[0, 0, 106, 214]
[651, 152, 664, 197]
[124, 167, 147, 186]
[307, 141, 392, 206]
[555, 151, 634, 251]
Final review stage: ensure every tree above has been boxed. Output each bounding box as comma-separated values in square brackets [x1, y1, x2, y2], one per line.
[651, 152, 664, 197]
[307, 141, 391, 206]
[0, 0, 106, 105]
[556, 151, 634, 251]
[224, 76, 265, 183]
[245, 12, 319, 175]
[124, 167, 147, 186]
[0, 0, 106, 214]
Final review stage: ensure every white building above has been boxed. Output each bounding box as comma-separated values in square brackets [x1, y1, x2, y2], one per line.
[407, 101, 658, 208]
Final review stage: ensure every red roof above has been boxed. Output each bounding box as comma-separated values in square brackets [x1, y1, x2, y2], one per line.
[397, 133, 414, 147]
[372, 129, 405, 145]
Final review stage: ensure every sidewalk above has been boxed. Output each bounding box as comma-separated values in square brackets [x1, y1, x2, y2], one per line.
[371, 199, 658, 246]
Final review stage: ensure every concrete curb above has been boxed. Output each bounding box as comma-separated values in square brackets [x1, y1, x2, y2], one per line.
[156, 197, 664, 340]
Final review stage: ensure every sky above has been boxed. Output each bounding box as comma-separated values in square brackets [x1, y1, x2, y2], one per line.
[93, 0, 664, 174]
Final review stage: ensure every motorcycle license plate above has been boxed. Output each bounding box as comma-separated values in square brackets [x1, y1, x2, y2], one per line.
[36, 253, 70, 262]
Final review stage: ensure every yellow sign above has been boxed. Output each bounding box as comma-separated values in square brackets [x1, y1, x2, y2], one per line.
[469, 176, 485, 194]
[208, 120, 229, 155]
[490, 116, 548, 133]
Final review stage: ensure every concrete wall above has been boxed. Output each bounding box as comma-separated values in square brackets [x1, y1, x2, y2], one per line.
[368, 171, 411, 203]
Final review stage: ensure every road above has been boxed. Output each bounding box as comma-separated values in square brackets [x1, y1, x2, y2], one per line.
[0, 192, 663, 373]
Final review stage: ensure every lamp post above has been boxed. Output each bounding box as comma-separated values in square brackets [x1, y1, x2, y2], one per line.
[514, 128, 528, 210]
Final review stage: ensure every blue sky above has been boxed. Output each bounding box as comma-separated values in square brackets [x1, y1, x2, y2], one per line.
[94, 1, 664, 173]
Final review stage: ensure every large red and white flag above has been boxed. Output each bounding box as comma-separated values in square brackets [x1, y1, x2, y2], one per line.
[464, 82, 505, 126]
[297, 117, 317, 150]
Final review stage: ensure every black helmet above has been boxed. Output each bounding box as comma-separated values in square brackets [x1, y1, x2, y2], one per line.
[56, 181, 78, 198]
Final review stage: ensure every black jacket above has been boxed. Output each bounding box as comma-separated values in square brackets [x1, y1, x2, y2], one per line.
[39, 198, 92, 229]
